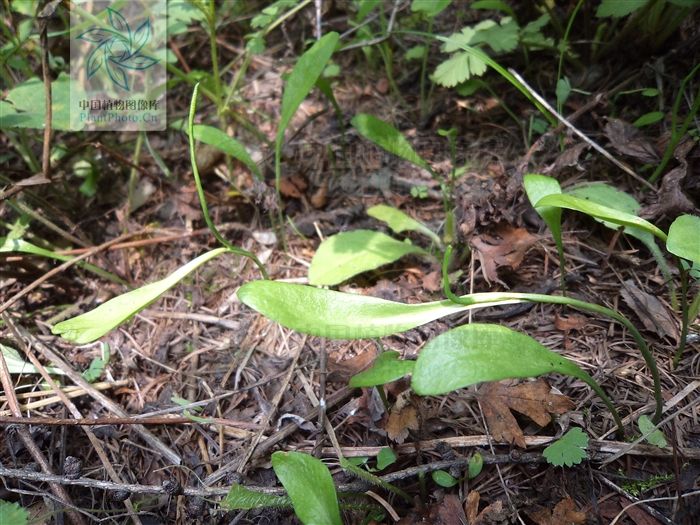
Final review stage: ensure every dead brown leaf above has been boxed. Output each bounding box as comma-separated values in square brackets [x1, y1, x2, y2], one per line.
[431, 495, 467, 525]
[604, 118, 659, 163]
[386, 390, 419, 444]
[471, 224, 539, 285]
[639, 165, 695, 219]
[528, 497, 586, 525]
[278, 174, 307, 199]
[620, 279, 679, 341]
[465, 490, 480, 523]
[478, 379, 574, 448]
[327, 346, 378, 383]
[555, 313, 588, 333]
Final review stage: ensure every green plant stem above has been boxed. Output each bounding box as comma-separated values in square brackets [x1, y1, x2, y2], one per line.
[648, 63, 700, 183]
[442, 246, 662, 426]
[126, 131, 144, 216]
[556, 0, 584, 113]
[188, 83, 269, 279]
[419, 20, 432, 120]
[673, 263, 690, 368]
[207, 0, 222, 109]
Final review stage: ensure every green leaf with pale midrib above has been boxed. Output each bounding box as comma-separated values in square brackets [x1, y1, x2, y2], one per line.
[411, 323, 585, 395]
[271, 451, 342, 525]
[52, 248, 227, 344]
[189, 124, 261, 179]
[308, 230, 428, 286]
[535, 193, 667, 241]
[237, 280, 522, 339]
[367, 204, 440, 245]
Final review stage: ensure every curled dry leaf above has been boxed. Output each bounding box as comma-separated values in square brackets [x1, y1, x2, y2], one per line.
[386, 389, 419, 444]
[604, 118, 659, 164]
[470, 224, 539, 285]
[639, 165, 695, 219]
[478, 379, 574, 448]
[527, 497, 586, 525]
[620, 279, 679, 342]
[554, 313, 588, 333]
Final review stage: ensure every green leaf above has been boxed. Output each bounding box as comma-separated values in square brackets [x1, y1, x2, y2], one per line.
[367, 204, 440, 245]
[596, 0, 649, 18]
[52, 248, 227, 344]
[523, 174, 563, 262]
[543, 428, 589, 467]
[350, 351, 415, 388]
[376, 447, 397, 470]
[190, 125, 261, 180]
[411, 0, 451, 17]
[308, 230, 427, 286]
[237, 281, 521, 340]
[556, 77, 571, 108]
[633, 111, 664, 128]
[276, 32, 339, 149]
[411, 324, 587, 396]
[469, 18, 520, 53]
[405, 45, 427, 61]
[468, 452, 483, 479]
[470, 0, 515, 17]
[351, 113, 430, 170]
[271, 451, 342, 525]
[667, 215, 700, 264]
[222, 483, 290, 510]
[1, 343, 65, 376]
[535, 193, 667, 241]
[432, 470, 458, 487]
[0, 73, 86, 130]
[638, 415, 668, 448]
[432, 51, 487, 87]
[0, 500, 28, 525]
[82, 343, 110, 382]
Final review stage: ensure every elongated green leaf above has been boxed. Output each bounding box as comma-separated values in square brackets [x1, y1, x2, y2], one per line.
[432, 470, 458, 487]
[271, 451, 342, 525]
[535, 193, 667, 241]
[667, 214, 700, 264]
[350, 351, 415, 387]
[222, 484, 290, 510]
[596, 0, 648, 18]
[308, 230, 427, 286]
[411, 0, 451, 17]
[0, 237, 125, 285]
[411, 324, 586, 395]
[276, 32, 339, 148]
[367, 204, 440, 245]
[190, 124, 261, 179]
[52, 248, 227, 344]
[237, 280, 522, 339]
[351, 113, 430, 170]
[638, 415, 668, 448]
[523, 174, 563, 272]
[1, 343, 65, 376]
[543, 427, 588, 467]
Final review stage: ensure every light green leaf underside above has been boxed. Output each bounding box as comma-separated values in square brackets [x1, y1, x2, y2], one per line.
[666, 214, 700, 264]
[350, 351, 415, 387]
[52, 248, 227, 344]
[367, 204, 440, 245]
[535, 193, 667, 241]
[237, 280, 522, 339]
[411, 324, 583, 395]
[543, 427, 589, 467]
[351, 113, 429, 170]
[1, 343, 65, 376]
[523, 174, 563, 258]
[271, 451, 342, 525]
[638, 415, 668, 448]
[222, 484, 290, 510]
[308, 230, 427, 286]
[191, 124, 261, 179]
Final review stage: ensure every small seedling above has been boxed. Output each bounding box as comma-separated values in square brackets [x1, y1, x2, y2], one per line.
[543, 427, 589, 467]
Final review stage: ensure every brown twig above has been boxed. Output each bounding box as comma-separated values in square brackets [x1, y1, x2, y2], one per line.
[0, 415, 261, 428]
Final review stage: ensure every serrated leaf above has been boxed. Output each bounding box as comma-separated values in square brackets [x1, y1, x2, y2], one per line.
[237, 280, 523, 340]
[367, 204, 440, 244]
[52, 248, 227, 344]
[543, 428, 589, 467]
[222, 483, 290, 510]
[376, 447, 397, 470]
[350, 351, 415, 387]
[308, 230, 427, 286]
[411, 324, 589, 396]
[470, 17, 519, 53]
[638, 415, 668, 448]
[433, 51, 487, 87]
[189, 124, 261, 179]
[271, 451, 342, 525]
[432, 470, 458, 487]
[596, 0, 649, 18]
[351, 114, 430, 170]
[0, 500, 28, 525]
[666, 215, 700, 264]
[535, 193, 667, 241]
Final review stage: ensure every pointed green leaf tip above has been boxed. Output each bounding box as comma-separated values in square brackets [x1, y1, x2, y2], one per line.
[237, 281, 519, 340]
[351, 113, 430, 170]
[52, 248, 227, 344]
[411, 323, 584, 395]
[543, 427, 589, 467]
[271, 451, 342, 525]
[308, 230, 427, 285]
[367, 204, 441, 245]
